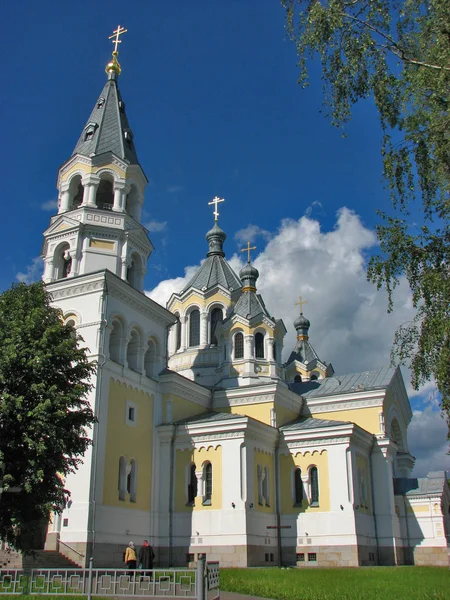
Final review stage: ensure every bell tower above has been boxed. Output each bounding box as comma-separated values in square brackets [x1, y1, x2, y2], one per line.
[42, 26, 151, 292]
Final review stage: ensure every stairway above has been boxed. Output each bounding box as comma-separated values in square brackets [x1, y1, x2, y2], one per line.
[0, 549, 82, 570]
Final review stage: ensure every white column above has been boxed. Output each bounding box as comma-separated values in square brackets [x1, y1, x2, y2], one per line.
[200, 310, 208, 346]
[113, 182, 129, 212]
[59, 182, 71, 213]
[43, 259, 54, 283]
[180, 316, 188, 351]
[138, 345, 146, 374]
[81, 175, 100, 207]
[244, 335, 253, 359]
[267, 338, 275, 361]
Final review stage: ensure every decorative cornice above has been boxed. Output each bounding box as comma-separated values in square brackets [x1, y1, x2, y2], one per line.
[284, 437, 351, 449]
[306, 394, 384, 414]
[159, 372, 212, 407]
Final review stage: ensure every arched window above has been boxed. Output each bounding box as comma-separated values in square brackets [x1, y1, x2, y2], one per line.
[294, 468, 303, 506]
[273, 340, 277, 362]
[263, 466, 270, 506]
[109, 320, 123, 364]
[144, 339, 157, 378]
[127, 330, 140, 372]
[203, 462, 213, 505]
[118, 456, 127, 501]
[257, 465, 263, 506]
[310, 467, 319, 506]
[96, 178, 114, 210]
[210, 308, 222, 345]
[310, 373, 319, 381]
[68, 175, 83, 210]
[255, 332, 265, 359]
[294, 375, 302, 383]
[234, 332, 244, 359]
[128, 459, 137, 503]
[189, 310, 200, 347]
[187, 463, 197, 505]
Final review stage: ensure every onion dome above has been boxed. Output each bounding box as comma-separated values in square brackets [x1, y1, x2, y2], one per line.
[294, 312, 310, 340]
[206, 223, 226, 257]
[239, 262, 259, 293]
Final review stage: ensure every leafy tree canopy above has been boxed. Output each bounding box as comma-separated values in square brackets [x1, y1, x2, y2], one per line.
[283, 0, 450, 434]
[0, 282, 96, 550]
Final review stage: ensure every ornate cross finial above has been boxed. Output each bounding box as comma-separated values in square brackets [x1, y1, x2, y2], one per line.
[109, 25, 128, 55]
[295, 295, 308, 314]
[208, 196, 225, 222]
[241, 241, 257, 263]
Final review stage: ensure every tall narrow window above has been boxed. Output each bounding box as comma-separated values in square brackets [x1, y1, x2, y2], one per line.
[255, 332, 265, 358]
[263, 466, 270, 506]
[176, 318, 181, 351]
[294, 468, 303, 506]
[129, 459, 137, 502]
[210, 308, 222, 345]
[234, 332, 244, 359]
[203, 462, 213, 505]
[187, 464, 197, 505]
[257, 465, 263, 506]
[273, 341, 277, 362]
[310, 467, 319, 505]
[118, 456, 127, 501]
[189, 310, 200, 347]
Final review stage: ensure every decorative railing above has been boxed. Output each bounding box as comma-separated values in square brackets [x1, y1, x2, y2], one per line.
[0, 559, 219, 600]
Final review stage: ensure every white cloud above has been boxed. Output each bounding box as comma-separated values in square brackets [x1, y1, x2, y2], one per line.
[235, 224, 272, 245]
[145, 219, 167, 233]
[166, 185, 184, 194]
[408, 407, 449, 477]
[146, 207, 448, 473]
[16, 256, 43, 284]
[40, 199, 58, 211]
[304, 200, 324, 218]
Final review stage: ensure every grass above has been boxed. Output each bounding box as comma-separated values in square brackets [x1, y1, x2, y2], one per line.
[220, 566, 450, 600]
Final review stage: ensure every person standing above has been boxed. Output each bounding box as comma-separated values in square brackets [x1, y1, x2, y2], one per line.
[138, 539, 155, 575]
[124, 541, 137, 574]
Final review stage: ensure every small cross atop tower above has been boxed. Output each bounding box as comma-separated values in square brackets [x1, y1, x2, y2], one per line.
[208, 196, 225, 222]
[295, 295, 307, 315]
[109, 25, 128, 55]
[241, 241, 256, 263]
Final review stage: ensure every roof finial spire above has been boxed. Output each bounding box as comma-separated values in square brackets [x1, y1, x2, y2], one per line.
[106, 25, 128, 77]
[295, 295, 308, 315]
[208, 196, 225, 223]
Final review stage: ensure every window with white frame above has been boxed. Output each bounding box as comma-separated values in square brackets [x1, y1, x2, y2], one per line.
[234, 332, 244, 359]
[255, 332, 265, 359]
[189, 310, 200, 347]
[210, 308, 222, 345]
[310, 466, 319, 506]
[203, 462, 213, 505]
[126, 401, 137, 426]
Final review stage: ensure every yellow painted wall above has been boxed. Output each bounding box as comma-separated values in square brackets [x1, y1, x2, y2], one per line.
[103, 379, 153, 510]
[61, 161, 126, 182]
[310, 406, 381, 434]
[356, 454, 372, 515]
[275, 405, 300, 427]
[89, 239, 116, 250]
[228, 403, 272, 426]
[254, 450, 275, 513]
[229, 323, 274, 336]
[169, 291, 233, 314]
[163, 393, 207, 423]
[279, 450, 330, 514]
[175, 445, 222, 512]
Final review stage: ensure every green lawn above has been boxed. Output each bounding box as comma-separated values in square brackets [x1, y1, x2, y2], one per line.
[220, 566, 450, 600]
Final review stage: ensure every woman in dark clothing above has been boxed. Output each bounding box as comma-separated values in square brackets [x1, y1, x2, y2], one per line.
[138, 540, 155, 576]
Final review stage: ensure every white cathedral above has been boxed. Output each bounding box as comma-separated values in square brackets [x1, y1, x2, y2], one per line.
[39, 39, 449, 569]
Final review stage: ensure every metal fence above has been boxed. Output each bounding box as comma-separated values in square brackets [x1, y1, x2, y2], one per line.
[0, 558, 219, 600]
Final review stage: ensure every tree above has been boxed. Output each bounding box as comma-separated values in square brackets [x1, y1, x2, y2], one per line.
[282, 0, 450, 434]
[0, 282, 96, 550]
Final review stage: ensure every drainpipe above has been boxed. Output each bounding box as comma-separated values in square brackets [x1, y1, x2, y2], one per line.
[168, 423, 178, 567]
[274, 432, 282, 567]
[369, 452, 380, 565]
[86, 274, 108, 566]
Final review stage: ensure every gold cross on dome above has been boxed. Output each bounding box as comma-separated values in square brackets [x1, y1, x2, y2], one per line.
[109, 25, 128, 54]
[208, 196, 225, 222]
[241, 241, 256, 263]
[295, 295, 307, 314]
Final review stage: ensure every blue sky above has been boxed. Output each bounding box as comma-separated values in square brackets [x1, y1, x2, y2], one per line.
[2, 1, 448, 476]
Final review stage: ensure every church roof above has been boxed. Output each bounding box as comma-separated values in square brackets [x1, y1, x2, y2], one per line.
[72, 75, 139, 165]
[285, 339, 321, 366]
[232, 291, 272, 320]
[298, 366, 396, 398]
[280, 416, 352, 431]
[394, 472, 448, 497]
[182, 255, 242, 294]
[175, 411, 243, 425]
